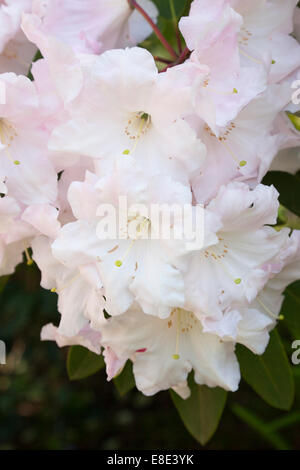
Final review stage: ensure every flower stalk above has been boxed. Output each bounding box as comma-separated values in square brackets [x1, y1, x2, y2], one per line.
[128, 0, 178, 59]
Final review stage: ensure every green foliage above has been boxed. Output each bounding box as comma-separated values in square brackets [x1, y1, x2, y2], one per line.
[286, 111, 300, 132]
[170, 375, 227, 445]
[281, 281, 300, 339]
[139, 0, 189, 65]
[277, 206, 300, 230]
[67, 346, 105, 381]
[27, 50, 43, 80]
[2, 265, 300, 448]
[140, 18, 183, 65]
[113, 361, 136, 397]
[152, 0, 188, 21]
[237, 330, 294, 411]
[230, 403, 291, 450]
[2, 0, 300, 450]
[0, 276, 9, 294]
[262, 171, 300, 217]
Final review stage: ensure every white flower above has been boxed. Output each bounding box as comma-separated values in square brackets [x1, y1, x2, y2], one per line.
[32, 235, 105, 337]
[46, 47, 206, 183]
[100, 305, 241, 396]
[184, 182, 290, 320]
[0, 73, 57, 205]
[27, 0, 158, 54]
[41, 323, 102, 355]
[0, 0, 36, 74]
[191, 82, 292, 203]
[51, 159, 198, 319]
[230, 0, 300, 83]
[0, 195, 33, 275]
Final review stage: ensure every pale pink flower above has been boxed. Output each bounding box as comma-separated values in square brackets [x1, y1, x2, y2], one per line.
[178, 0, 267, 130]
[32, 235, 105, 337]
[0, 0, 36, 74]
[41, 323, 102, 355]
[0, 195, 33, 275]
[183, 182, 290, 321]
[100, 305, 241, 396]
[231, 0, 300, 83]
[25, 0, 158, 54]
[191, 83, 291, 203]
[45, 47, 206, 183]
[51, 161, 196, 319]
[0, 196, 59, 275]
[0, 72, 57, 205]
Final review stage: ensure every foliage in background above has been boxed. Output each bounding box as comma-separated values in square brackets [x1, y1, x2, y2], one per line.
[0, 263, 300, 449]
[0, 0, 300, 450]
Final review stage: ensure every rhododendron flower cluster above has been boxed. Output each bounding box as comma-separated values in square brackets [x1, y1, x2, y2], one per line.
[0, 0, 300, 400]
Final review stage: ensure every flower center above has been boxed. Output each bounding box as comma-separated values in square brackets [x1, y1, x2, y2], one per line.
[114, 215, 151, 268]
[204, 123, 247, 168]
[0, 118, 20, 165]
[204, 236, 242, 286]
[238, 27, 265, 65]
[238, 26, 252, 46]
[122, 111, 151, 156]
[168, 308, 198, 360]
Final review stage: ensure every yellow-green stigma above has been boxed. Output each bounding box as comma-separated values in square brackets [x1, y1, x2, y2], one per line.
[115, 260, 123, 267]
[278, 315, 284, 321]
[140, 112, 150, 121]
[233, 88, 238, 94]
[25, 248, 33, 267]
[234, 278, 242, 285]
[14, 160, 20, 165]
[123, 149, 130, 155]
[172, 354, 180, 360]
[239, 160, 247, 167]
[51, 288, 57, 293]
[271, 59, 276, 64]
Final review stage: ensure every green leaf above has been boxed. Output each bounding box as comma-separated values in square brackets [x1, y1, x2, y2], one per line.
[268, 410, 300, 432]
[0, 276, 9, 295]
[140, 17, 183, 64]
[237, 329, 294, 410]
[277, 206, 300, 230]
[27, 49, 43, 80]
[230, 403, 291, 450]
[152, 0, 187, 20]
[262, 171, 300, 217]
[170, 376, 227, 445]
[67, 345, 105, 381]
[281, 281, 300, 339]
[286, 111, 300, 132]
[113, 360, 135, 396]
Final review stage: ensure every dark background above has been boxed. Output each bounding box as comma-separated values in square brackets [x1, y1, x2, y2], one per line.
[0, 263, 299, 450]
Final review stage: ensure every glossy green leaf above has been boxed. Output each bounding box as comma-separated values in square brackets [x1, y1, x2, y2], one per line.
[262, 171, 300, 217]
[277, 206, 300, 230]
[286, 111, 300, 132]
[230, 403, 291, 450]
[114, 360, 135, 396]
[67, 345, 105, 381]
[171, 376, 227, 445]
[140, 17, 183, 65]
[27, 49, 43, 80]
[152, 0, 187, 20]
[0, 276, 9, 295]
[237, 330, 294, 410]
[281, 281, 300, 339]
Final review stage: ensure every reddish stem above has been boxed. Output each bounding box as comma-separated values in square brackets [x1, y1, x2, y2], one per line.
[176, 26, 183, 54]
[160, 46, 190, 72]
[128, 0, 178, 60]
[154, 56, 173, 64]
[178, 46, 190, 63]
